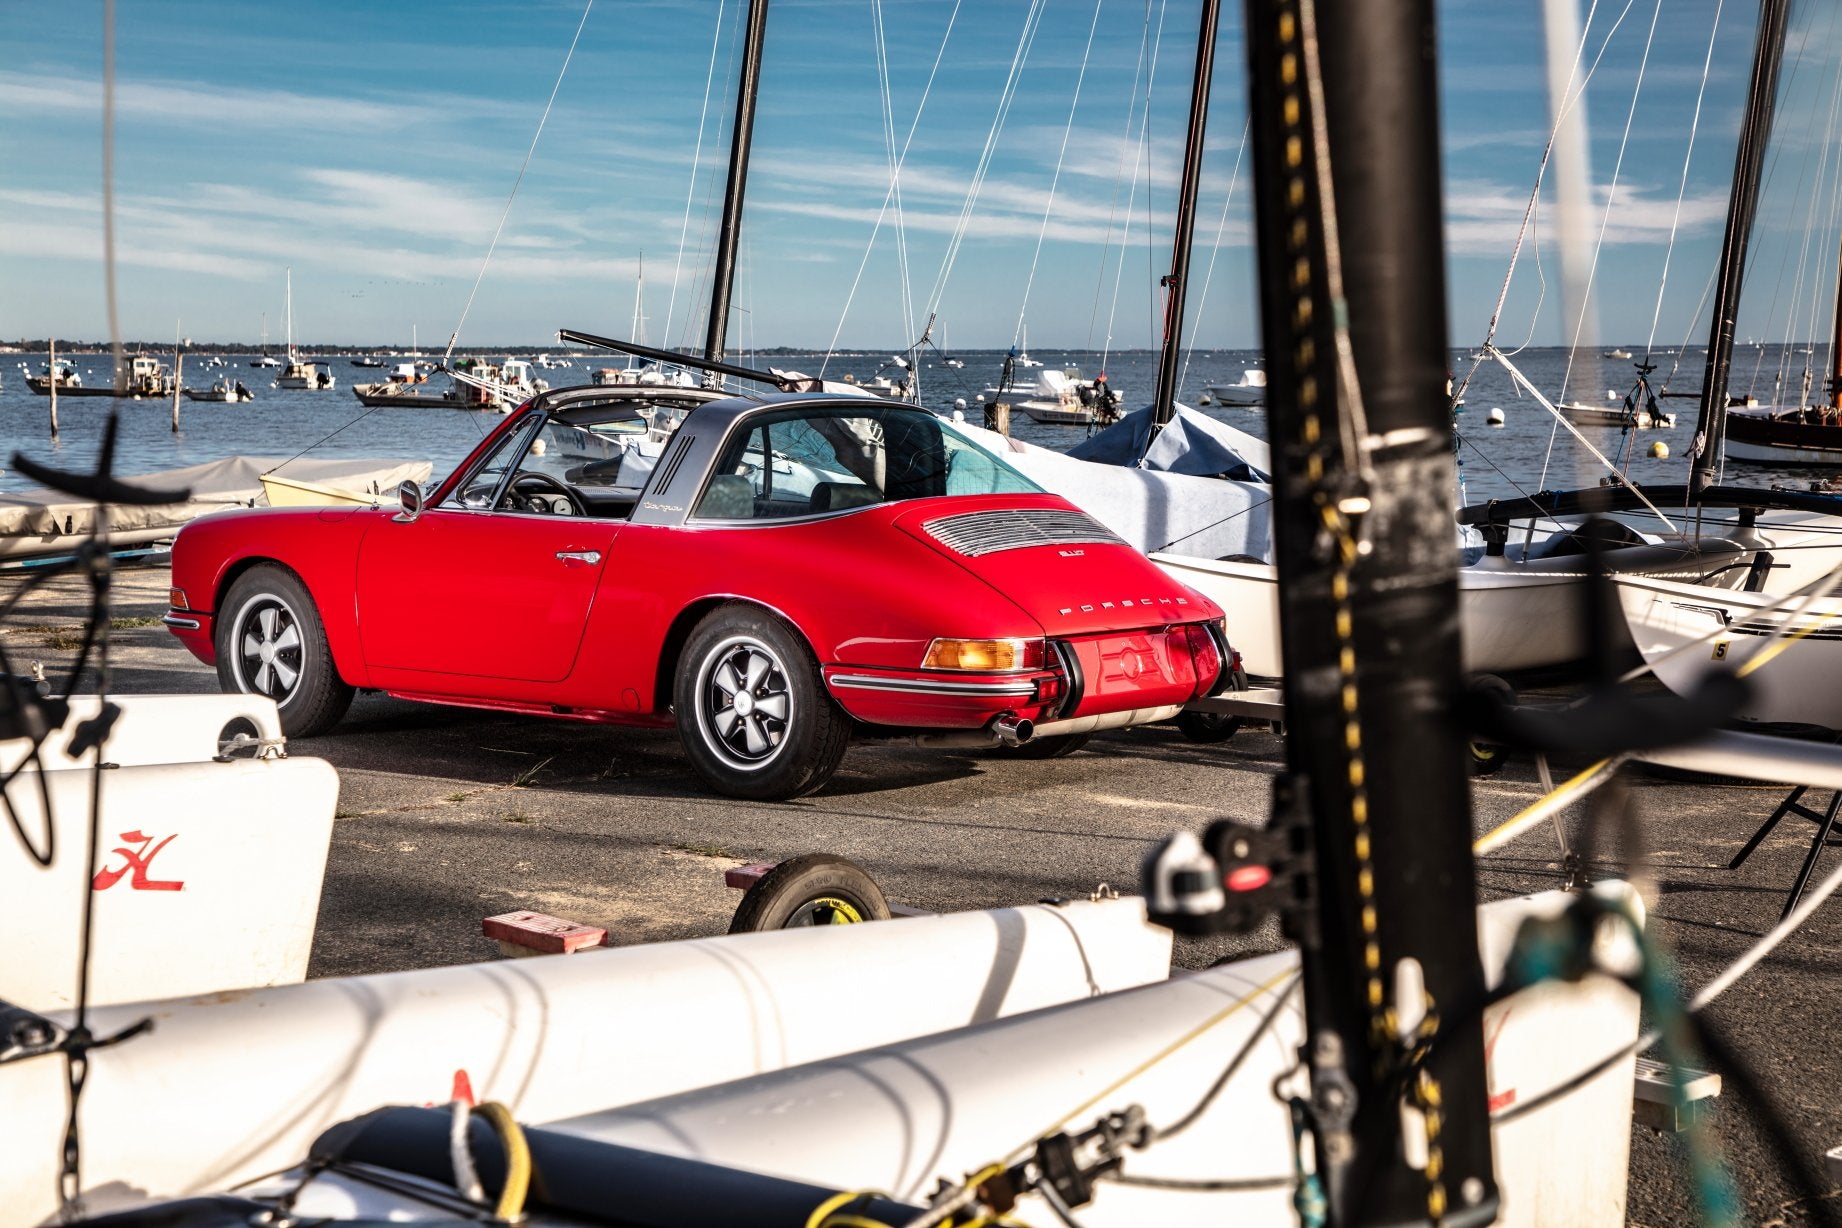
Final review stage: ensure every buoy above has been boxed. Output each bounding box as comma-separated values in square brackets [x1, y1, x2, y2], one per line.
[1199, 393, 1213, 406]
[1486, 407, 1506, 426]
[1649, 441, 1669, 459]
[953, 397, 967, 411]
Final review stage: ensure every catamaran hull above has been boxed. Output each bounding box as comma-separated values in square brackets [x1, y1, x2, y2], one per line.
[0, 898, 1171, 1225]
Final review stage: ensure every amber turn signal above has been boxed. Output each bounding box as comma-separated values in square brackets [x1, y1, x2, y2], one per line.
[922, 637, 1043, 671]
[168, 587, 189, 610]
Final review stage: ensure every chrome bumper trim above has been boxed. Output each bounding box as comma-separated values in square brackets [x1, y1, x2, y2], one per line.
[829, 673, 1038, 698]
[162, 614, 202, 630]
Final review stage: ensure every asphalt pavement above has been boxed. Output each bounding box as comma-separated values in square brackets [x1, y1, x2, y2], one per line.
[5, 559, 1840, 1225]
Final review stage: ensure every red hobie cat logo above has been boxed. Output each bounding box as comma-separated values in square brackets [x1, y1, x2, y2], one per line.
[91, 830, 185, 892]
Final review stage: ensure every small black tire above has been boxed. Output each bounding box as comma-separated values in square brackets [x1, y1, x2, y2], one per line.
[674, 604, 849, 800]
[988, 733, 1091, 760]
[215, 564, 353, 737]
[1176, 710, 1243, 743]
[728, 853, 892, 932]
[1466, 673, 1515, 777]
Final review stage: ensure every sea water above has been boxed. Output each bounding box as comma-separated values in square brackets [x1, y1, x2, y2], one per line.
[2, 344, 1829, 503]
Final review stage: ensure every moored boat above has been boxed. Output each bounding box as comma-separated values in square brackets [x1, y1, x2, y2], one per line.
[181, 375, 255, 403]
[1203, 367, 1266, 405]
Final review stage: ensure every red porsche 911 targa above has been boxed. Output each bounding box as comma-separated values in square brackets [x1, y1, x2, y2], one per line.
[164, 387, 1229, 799]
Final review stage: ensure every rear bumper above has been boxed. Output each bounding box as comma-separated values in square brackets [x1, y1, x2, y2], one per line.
[165, 608, 216, 664]
[825, 666, 1061, 729]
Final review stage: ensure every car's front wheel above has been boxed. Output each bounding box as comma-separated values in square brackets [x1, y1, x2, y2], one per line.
[675, 604, 849, 801]
[215, 564, 353, 737]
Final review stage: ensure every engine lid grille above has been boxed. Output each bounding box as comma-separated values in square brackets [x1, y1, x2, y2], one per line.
[921, 508, 1125, 557]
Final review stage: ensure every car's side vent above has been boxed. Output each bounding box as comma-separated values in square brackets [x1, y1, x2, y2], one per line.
[654, 435, 694, 492]
[921, 508, 1125, 557]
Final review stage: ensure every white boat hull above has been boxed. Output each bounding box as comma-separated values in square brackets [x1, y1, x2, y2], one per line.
[1617, 574, 1842, 727]
[545, 885, 1642, 1228]
[0, 898, 1171, 1224]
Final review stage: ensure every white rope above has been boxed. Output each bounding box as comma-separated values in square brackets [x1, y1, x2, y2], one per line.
[1490, 345, 1680, 534]
[1014, 0, 1107, 347]
[1556, 0, 1663, 408]
[660, 0, 728, 352]
[1180, 118, 1249, 393]
[101, 0, 123, 392]
[818, 1, 961, 375]
[444, 0, 593, 361]
[1641, 0, 1725, 359]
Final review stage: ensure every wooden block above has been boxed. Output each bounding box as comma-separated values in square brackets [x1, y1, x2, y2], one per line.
[482, 910, 606, 956]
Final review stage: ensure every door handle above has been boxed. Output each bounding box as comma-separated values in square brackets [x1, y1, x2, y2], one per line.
[555, 550, 602, 565]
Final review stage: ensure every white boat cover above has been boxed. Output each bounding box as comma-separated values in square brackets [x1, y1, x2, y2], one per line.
[960, 418, 1274, 562]
[0, 455, 432, 559]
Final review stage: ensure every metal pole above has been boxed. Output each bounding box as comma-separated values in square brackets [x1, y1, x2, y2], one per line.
[703, 0, 770, 366]
[48, 337, 59, 437]
[1691, 0, 1792, 496]
[1241, 0, 1497, 1223]
[1148, 0, 1223, 434]
[171, 323, 182, 432]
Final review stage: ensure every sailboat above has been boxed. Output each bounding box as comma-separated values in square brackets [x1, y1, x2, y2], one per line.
[1015, 323, 1042, 367]
[249, 312, 281, 367]
[275, 269, 334, 390]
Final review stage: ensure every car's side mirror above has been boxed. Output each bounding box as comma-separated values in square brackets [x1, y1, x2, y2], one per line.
[393, 480, 424, 523]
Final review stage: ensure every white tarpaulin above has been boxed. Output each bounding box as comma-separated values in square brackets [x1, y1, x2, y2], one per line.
[958, 420, 1273, 562]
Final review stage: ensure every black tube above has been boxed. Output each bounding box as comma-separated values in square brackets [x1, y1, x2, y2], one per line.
[1691, 0, 1793, 496]
[1241, 0, 1498, 1223]
[1147, 0, 1223, 438]
[704, 0, 770, 365]
[558, 327, 784, 387]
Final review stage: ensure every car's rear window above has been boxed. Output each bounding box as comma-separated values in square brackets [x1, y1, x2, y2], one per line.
[693, 406, 1040, 521]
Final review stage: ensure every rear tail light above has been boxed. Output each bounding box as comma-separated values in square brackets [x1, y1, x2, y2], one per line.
[1174, 623, 1224, 699]
[922, 637, 1045, 671]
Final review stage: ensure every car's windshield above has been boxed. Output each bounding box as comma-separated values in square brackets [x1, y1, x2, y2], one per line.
[693, 404, 1040, 520]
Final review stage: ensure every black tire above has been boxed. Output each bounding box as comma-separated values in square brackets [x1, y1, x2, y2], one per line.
[215, 564, 353, 737]
[1176, 710, 1243, 743]
[728, 853, 893, 932]
[988, 733, 1090, 760]
[1466, 673, 1514, 778]
[674, 604, 849, 800]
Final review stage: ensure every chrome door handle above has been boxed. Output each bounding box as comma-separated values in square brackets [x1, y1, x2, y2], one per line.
[555, 550, 602, 565]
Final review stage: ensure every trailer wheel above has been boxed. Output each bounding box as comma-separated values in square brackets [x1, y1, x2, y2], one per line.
[1176, 710, 1242, 743]
[728, 853, 893, 933]
[1467, 674, 1515, 777]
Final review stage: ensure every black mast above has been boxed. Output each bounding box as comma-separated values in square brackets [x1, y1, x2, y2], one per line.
[1242, 0, 1497, 1222]
[1148, 0, 1223, 435]
[703, 0, 770, 366]
[1690, 0, 1792, 497]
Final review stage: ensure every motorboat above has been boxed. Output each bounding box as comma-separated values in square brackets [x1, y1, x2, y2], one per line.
[275, 358, 334, 390]
[181, 375, 255, 403]
[1204, 368, 1266, 405]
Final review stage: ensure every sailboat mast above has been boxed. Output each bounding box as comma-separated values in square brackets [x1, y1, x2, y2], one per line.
[1242, 0, 1497, 1221]
[1149, 0, 1222, 433]
[1829, 230, 1842, 410]
[285, 267, 294, 360]
[703, 0, 769, 366]
[1691, 0, 1793, 496]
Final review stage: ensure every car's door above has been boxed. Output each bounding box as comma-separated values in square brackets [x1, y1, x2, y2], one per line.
[355, 413, 622, 684]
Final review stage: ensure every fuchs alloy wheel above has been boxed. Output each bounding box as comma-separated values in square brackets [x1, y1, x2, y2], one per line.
[674, 604, 848, 801]
[215, 564, 353, 737]
[727, 854, 893, 933]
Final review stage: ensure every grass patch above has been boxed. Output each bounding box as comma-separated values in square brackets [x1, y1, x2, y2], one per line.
[109, 616, 162, 629]
[673, 842, 732, 859]
[508, 756, 554, 789]
[505, 812, 535, 825]
[444, 791, 472, 803]
[45, 627, 87, 652]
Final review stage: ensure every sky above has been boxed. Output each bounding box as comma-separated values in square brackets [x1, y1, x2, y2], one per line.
[0, 1, 1837, 352]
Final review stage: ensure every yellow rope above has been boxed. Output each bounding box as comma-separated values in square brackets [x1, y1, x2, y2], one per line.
[473, 1101, 531, 1223]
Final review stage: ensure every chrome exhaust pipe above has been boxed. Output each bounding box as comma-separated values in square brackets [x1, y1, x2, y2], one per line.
[993, 712, 1033, 746]
[909, 712, 1035, 749]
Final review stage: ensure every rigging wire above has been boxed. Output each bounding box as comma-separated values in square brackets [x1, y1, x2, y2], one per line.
[1178, 118, 1250, 394]
[443, 0, 594, 361]
[1083, 1, 1156, 357]
[676, 4, 748, 353]
[1100, 0, 1172, 376]
[661, 0, 730, 352]
[818, 1, 962, 376]
[1642, 0, 1727, 362]
[1014, 0, 1108, 349]
[871, 0, 919, 361]
[1555, 0, 1663, 410]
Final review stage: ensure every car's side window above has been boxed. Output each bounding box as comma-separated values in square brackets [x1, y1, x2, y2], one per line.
[444, 415, 543, 510]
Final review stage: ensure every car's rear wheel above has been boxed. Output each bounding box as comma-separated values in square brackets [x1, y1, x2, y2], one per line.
[988, 733, 1090, 759]
[675, 605, 849, 801]
[215, 564, 353, 737]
